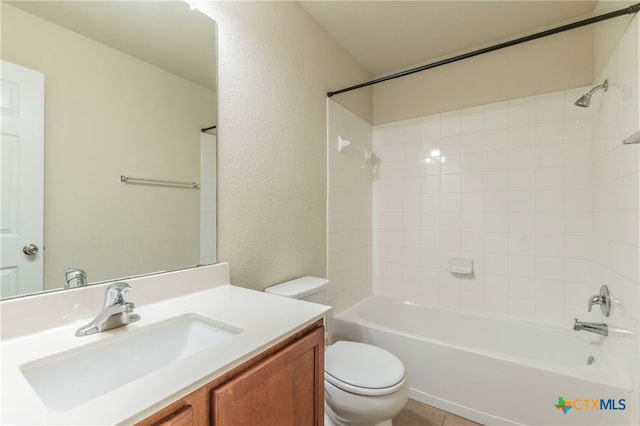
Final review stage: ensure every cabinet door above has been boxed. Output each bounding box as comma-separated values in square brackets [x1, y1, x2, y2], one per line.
[212, 327, 324, 426]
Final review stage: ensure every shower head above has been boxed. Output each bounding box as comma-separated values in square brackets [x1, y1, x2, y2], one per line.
[574, 79, 608, 107]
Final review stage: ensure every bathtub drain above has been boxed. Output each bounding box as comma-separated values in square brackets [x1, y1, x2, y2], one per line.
[587, 355, 596, 365]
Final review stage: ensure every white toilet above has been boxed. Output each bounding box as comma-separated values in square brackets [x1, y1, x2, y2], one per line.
[265, 277, 408, 426]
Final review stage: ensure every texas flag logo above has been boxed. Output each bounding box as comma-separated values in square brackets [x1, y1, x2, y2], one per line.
[555, 397, 572, 414]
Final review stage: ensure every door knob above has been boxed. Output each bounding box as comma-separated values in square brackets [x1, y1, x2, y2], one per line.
[23, 244, 39, 255]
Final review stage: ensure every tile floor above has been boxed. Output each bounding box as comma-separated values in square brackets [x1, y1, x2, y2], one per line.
[392, 399, 484, 426]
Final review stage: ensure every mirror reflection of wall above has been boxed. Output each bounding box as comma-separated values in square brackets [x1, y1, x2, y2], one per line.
[0, 1, 217, 299]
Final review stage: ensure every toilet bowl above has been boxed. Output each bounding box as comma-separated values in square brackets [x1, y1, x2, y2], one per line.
[265, 277, 409, 426]
[324, 341, 408, 426]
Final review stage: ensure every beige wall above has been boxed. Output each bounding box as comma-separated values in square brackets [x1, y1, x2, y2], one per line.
[593, 0, 637, 78]
[370, 0, 640, 125]
[372, 26, 594, 124]
[199, 1, 371, 290]
[2, 4, 215, 289]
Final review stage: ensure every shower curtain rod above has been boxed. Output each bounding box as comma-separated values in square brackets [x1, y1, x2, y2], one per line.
[327, 3, 640, 98]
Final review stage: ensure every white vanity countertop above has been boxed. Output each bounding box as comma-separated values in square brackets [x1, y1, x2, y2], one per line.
[0, 264, 330, 425]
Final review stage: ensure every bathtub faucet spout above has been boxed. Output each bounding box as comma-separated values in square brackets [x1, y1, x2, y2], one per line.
[573, 318, 608, 336]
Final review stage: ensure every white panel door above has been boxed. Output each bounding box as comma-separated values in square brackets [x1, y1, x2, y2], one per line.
[0, 60, 45, 298]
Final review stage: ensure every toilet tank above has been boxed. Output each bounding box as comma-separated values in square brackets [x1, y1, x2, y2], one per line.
[265, 276, 329, 305]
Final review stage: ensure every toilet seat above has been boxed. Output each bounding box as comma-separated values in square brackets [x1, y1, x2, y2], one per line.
[325, 341, 406, 396]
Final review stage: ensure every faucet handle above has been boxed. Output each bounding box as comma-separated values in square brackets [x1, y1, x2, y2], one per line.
[587, 285, 611, 317]
[103, 282, 131, 307]
[587, 295, 603, 312]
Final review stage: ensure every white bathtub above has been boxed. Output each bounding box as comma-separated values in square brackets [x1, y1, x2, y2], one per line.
[331, 295, 632, 426]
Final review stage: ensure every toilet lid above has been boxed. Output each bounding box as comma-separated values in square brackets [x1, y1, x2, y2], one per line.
[325, 341, 405, 396]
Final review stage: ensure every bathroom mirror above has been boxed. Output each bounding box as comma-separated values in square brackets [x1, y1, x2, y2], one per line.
[1, 1, 217, 299]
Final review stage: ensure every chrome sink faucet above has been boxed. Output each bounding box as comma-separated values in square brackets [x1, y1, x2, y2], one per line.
[573, 319, 608, 336]
[64, 267, 87, 289]
[75, 282, 140, 337]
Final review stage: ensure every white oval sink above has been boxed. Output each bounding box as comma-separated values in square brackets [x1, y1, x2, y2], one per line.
[19, 314, 242, 411]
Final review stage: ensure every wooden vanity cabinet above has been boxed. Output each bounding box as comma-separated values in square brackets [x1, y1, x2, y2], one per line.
[137, 321, 324, 426]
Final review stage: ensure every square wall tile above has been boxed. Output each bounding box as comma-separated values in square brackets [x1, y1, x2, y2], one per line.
[441, 111, 462, 136]
[509, 97, 537, 126]
[537, 91, 566, 123]
[485, 101, 509, 130]
[461, 106, 485, 134]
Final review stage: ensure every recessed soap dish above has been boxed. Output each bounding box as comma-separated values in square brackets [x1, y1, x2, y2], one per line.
[449, 257, 473, 275]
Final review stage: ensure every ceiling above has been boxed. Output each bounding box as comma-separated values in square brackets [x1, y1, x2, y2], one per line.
[8, 1, 601, 90]
[300, 1, 598, 77]
[6, 1, 217, 90]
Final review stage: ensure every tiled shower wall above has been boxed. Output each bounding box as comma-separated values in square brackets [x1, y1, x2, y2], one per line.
[371, 15, 640, 340]
[372, 89, 598, 326]
[328, 100, 373, 313]
[591, 17, 640, 402]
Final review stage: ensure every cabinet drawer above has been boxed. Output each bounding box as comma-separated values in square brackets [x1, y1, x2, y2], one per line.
[153, 405, 193, 426]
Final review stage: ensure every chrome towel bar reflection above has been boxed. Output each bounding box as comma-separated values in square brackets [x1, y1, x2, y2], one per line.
[120, 175, 199, 188]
